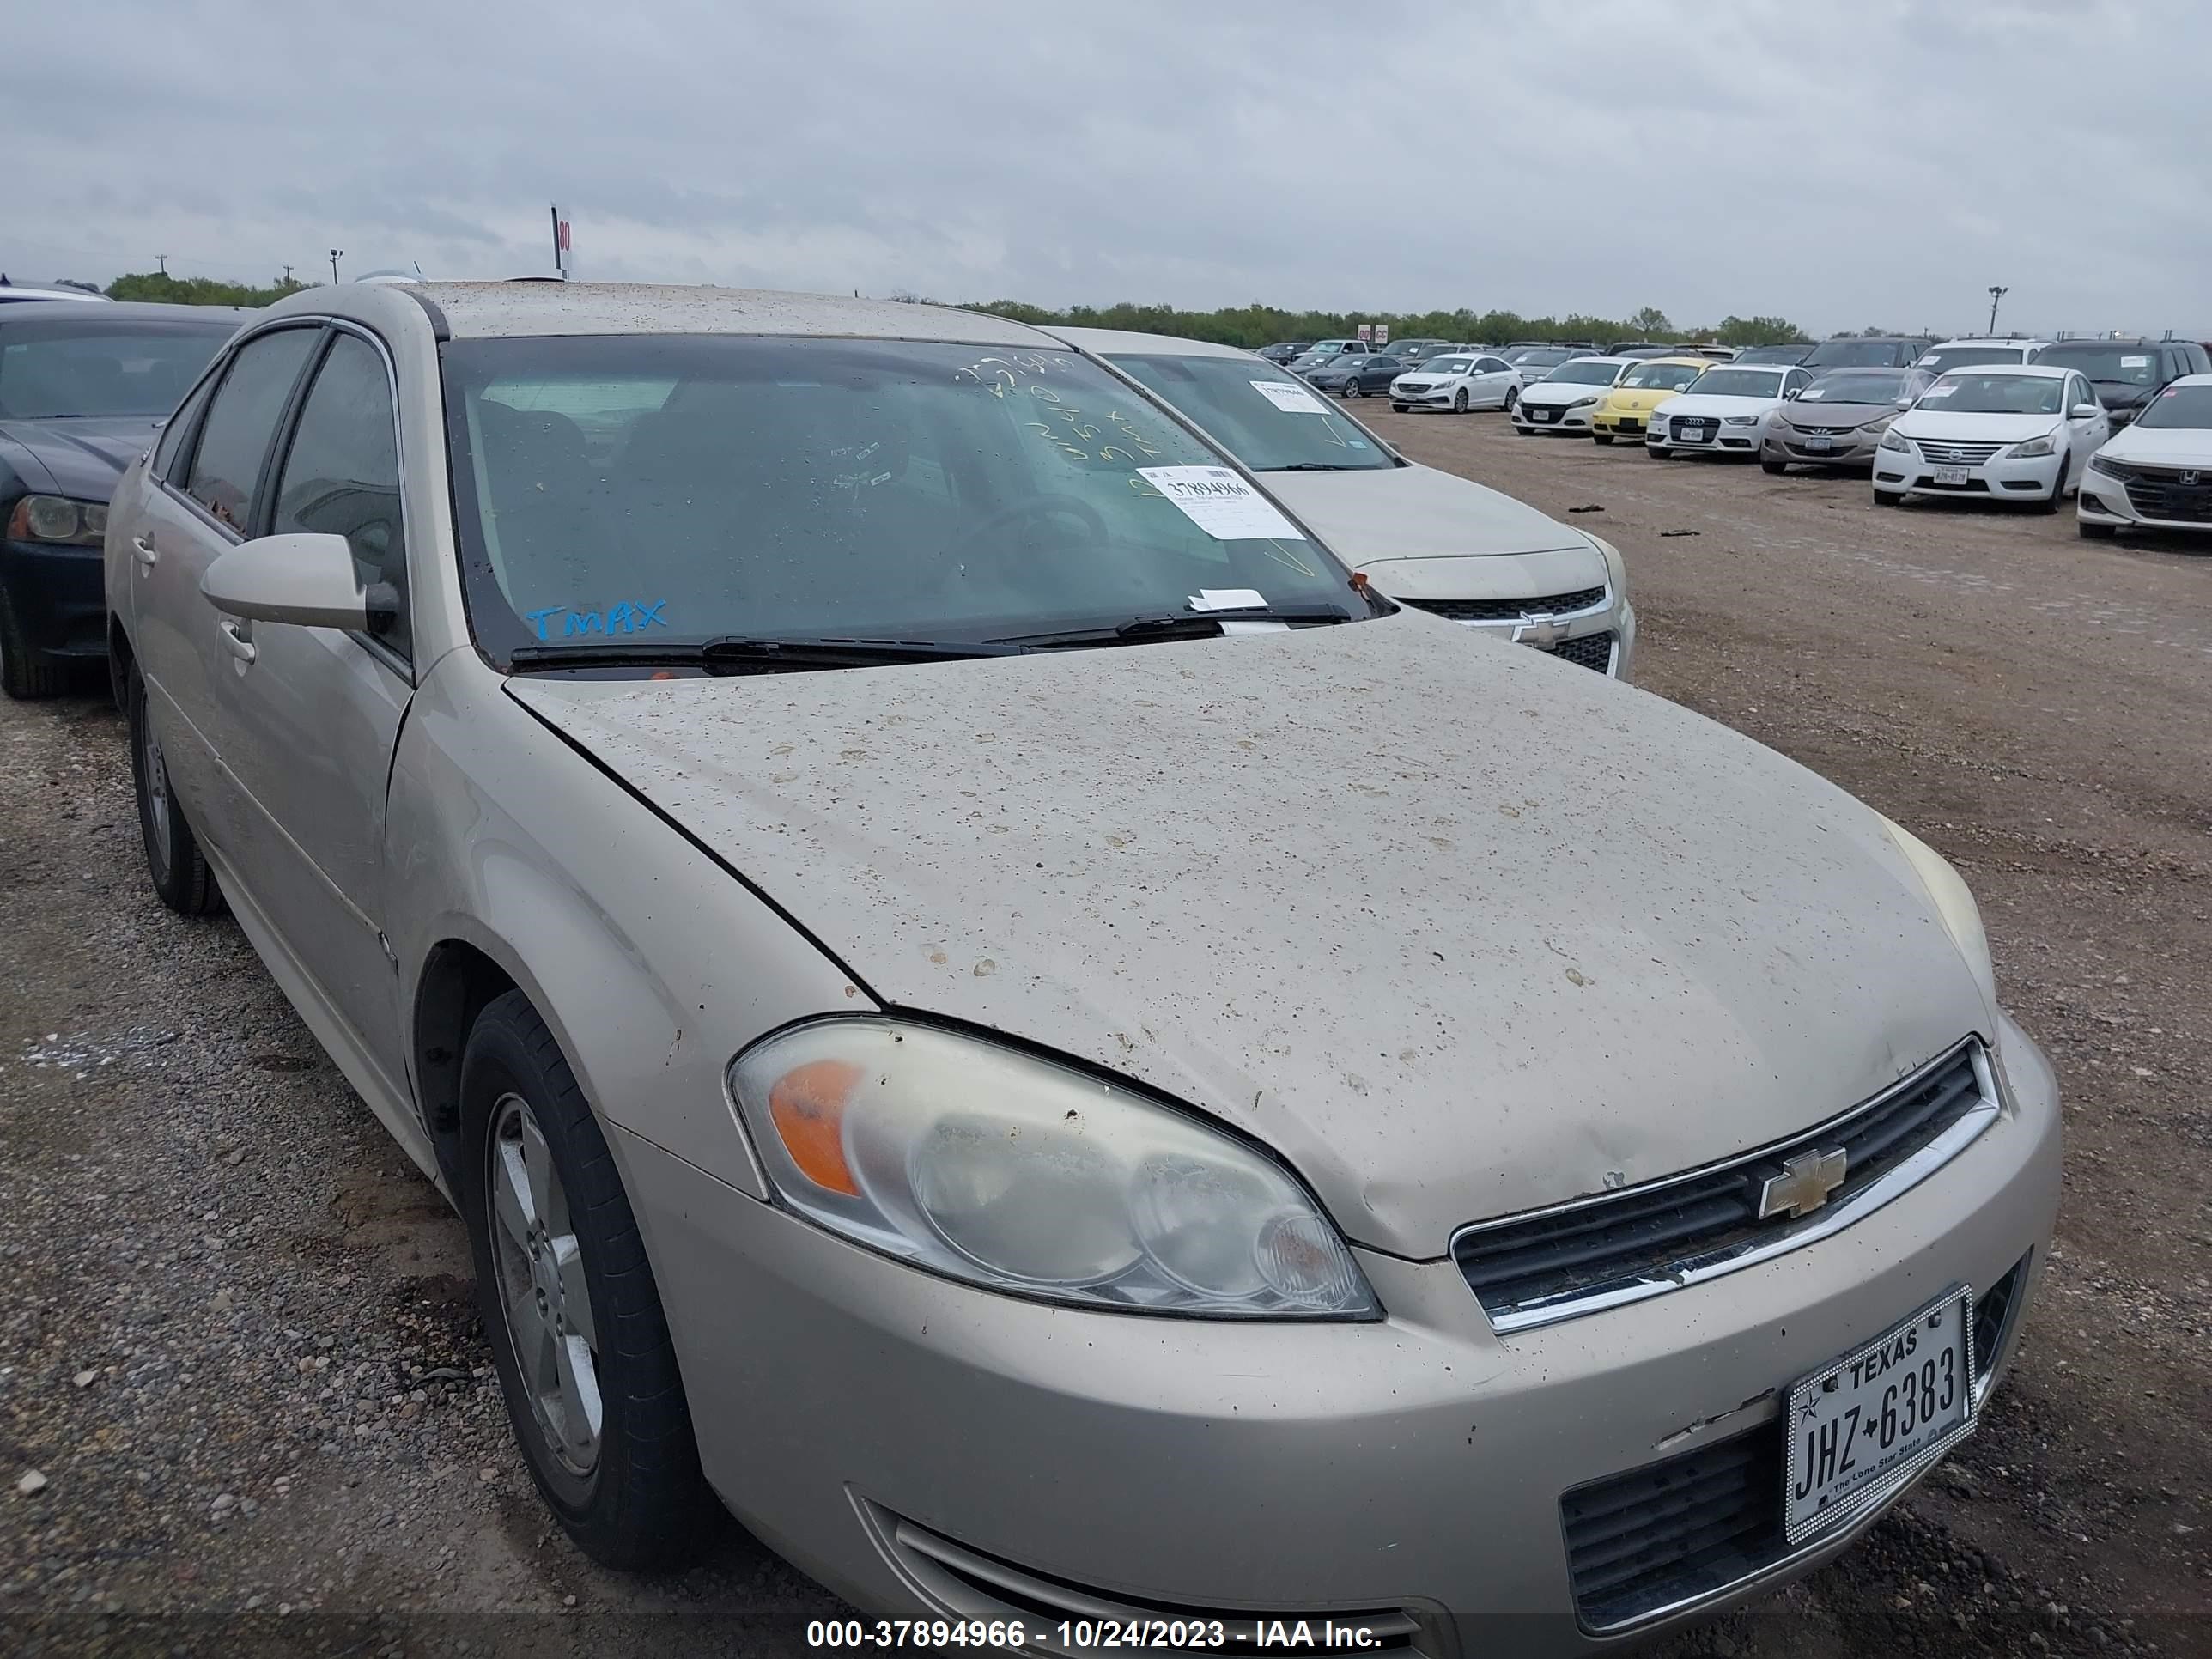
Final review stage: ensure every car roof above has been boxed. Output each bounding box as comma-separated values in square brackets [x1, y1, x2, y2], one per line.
[1931, 362, 2071, 379]
[1562, 356, 1634, 367]
[2164, 372, 2212, 387]
[317, 281, 1057, 347]
[0, 300, 252, 325]
[1928, 337, 2045, 349]
[1046, 325, 1255, 360]
[2038, 337, 2166, 349]
[1644, 355, 1718, 368]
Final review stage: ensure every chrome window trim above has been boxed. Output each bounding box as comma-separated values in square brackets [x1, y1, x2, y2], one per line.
[1458, 1039, 2000, 1335]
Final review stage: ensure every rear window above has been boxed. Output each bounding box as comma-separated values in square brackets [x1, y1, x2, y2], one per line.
[0, 317, 235, 419]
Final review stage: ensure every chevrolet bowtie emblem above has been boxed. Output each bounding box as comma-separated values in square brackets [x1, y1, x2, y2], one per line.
[1758, 1147, 1848, 1220]
[1513, 617, 1568, 647]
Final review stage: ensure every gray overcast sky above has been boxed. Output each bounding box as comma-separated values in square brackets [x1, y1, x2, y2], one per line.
[9, 0, 2209, 337]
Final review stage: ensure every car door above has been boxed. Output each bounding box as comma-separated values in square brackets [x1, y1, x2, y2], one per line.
[129, 325, 324, 830]
[2065, 374, 2108, 469]
[196, 325, 419, 1094]
[1471, 356, 1515, 406]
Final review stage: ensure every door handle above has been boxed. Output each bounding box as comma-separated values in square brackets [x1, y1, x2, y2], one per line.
[131, 534, 158, 569]
[217, 617, 257, 665]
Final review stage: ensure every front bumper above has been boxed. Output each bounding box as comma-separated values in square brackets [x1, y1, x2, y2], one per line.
[1514, 399, 1601, 434]
[1589, 408, 1656, 436]
[1763, 428, 1884, 468]
[1873, 447, 2063, 501]
[1648, 417, 1765, 455]
[617, 1012, 2058, 1656]
[0, 538, 107, 663]
[2077, 468, 2212, 532]
[1394, 383, 1458, 409]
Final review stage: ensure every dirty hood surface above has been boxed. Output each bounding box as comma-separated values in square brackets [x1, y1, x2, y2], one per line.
[510, 617, 1986, 1256]
[1265, 463, 1595, 564]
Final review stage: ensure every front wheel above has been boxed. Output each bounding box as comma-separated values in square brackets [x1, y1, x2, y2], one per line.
[127, 669, 220, 915]
[2036, 454, 2069, 514]
[1452, 389, 1469, 413]
[1645, 445, 1670, 459]
[0, 586, 68, 700]
[1593, 434, 1614, 447]
[1504, 386, 1519, 412]
[1760, 455, 1788, 475]
[2078, 520, 2118, 539]
[1873, 487, 1901, 507]
[462, 991, 713, 1569]
[1341, 379, 1364, 398]
[1390, 402, 1408, 412]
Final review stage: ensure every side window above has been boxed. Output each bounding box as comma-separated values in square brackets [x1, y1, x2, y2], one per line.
[183, 329, 320, 532]
[153, 374, 216, 480]
[272, 334, 410, 659]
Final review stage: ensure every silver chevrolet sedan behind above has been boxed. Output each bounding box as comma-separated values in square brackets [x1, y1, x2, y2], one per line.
[103, 282, 2058, 1656]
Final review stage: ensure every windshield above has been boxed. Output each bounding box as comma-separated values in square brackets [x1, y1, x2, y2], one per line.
[440, 335, 1357, 665]
[1800, 370, 1910, 405]
[1541, 360, 1622, 386]
[1919, 372, 2066, 415]
[1108, 354, 1393, 473]
[1508, 348, 1571, 368]
[2124, 384, 2212, 429]
[1917, 345, 2026, 375]
[1732, 345, 1808, 364]
[1418, 356, 1476, 375]
[1683, 368, 1785, 398]
[1620, 361, 1703, 392]
[2034, 346, 2160, 387]
[1804, 340, 1913, 368]
[0, 317, 235, 419]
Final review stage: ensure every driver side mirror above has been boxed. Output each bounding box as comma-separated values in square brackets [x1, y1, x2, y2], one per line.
[2069, 403, 2101, 419]
[201, 532, 380, 630]
[1895, 397, 1915, 410]
[1782, 387, 1800, 400]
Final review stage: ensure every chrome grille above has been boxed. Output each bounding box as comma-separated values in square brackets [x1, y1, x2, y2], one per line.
[1543, 630, 1618, 673]
[1454, 1042, 1993, 1332]
[1913, 438, 2005, 465]
[1399, 586, 1607, 623]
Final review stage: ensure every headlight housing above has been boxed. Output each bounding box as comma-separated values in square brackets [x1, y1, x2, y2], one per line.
[2007, 431, 2058, 459]
[2086, 453, 2119, 477]
[1879, 428, 1912, 453]
[1583, 532, 1630, 606]
[1723, 415, 1758, 427]
[6, 494, 107, 547]
[1856, 416, 1895, 433]
[729, 1019, 1378, 1319]
[1878, 817, 1997, 1014]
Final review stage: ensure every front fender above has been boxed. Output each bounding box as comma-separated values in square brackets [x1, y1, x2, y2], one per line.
[384, 652, 877, 1204]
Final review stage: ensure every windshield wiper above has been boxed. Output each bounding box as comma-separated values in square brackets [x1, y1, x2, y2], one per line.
[994, 604, 1352, 650]
[507, 635, 1027, 675]
[1261, 461, 1364, 471]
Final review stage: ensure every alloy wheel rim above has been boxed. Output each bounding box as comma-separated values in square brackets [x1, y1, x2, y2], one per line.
[141, 716, 172, 872]
[488, 1092, 604, 1477]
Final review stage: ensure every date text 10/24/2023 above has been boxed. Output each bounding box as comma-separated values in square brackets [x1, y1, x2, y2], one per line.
[805, 1619, 1396, 1650]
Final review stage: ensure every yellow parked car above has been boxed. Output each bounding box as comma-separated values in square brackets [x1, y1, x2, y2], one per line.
[1589, 356, 1718, 445]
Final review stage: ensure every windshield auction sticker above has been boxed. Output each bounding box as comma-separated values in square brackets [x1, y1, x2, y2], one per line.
[1249, 380, 1329, 414]
[1138, 465, 1303, 540]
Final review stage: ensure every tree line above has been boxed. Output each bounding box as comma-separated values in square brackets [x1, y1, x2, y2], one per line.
[966, 300, 1811, 349]
[100, 272, 313, 307]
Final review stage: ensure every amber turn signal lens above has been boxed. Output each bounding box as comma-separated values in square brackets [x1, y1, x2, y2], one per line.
[768, 1058, 863, 1196]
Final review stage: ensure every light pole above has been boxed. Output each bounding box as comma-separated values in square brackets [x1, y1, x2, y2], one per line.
[155, 254, 169, 276]
[329, 248, 343, 286]
[282, 264, 295, 285]
[1987, 285, 2008, 336]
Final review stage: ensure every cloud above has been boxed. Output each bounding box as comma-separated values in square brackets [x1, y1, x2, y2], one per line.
[6, 0, 2208, 336]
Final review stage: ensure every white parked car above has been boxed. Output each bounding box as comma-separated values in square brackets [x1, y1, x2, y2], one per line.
[1388, 351, 1522, 413]
[2076, 372, 2212, 540]
[1510, 356, 1634, 435]
[1874, 364, 2110, 510]
[1913, 338, 2051, 376]
[1646, 364, 1813, 459]
[1051, 327, 1638, 677]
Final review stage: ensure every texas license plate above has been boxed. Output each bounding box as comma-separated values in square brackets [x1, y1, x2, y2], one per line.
[1804, 435, 1833, 452]
[1680, 423, 1711, 441]
[1533, 409, 1557, 422]
[1934, 465, 1970, 485]
[1784, 1288, 1976, 1543]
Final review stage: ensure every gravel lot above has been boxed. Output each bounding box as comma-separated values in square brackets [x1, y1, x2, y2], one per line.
[3, 413, 2208, 1657]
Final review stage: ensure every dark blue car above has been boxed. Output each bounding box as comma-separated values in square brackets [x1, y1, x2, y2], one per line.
[1, 301, 244, 696]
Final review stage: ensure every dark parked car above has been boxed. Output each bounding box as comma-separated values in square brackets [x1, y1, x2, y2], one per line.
[1308, 353, 1409, 398]
[0, 301, 245, 696]
[1801, 337, 1928, 371]
[2030, 339, 2212, 428]
[1255, 341, 1312, 365]
[1730, 343, 1815, 366]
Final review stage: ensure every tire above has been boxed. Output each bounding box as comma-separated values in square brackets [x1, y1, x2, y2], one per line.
[1760, 455, 1788, 475]
[1390, 403, 1408, 412]
[1342, 380, 1364, 398]
[127, 669, 220, 916]
[1645, 446, 1670, 459]
[1504, 387, 1519, 412]
[1873, 487, 1900, 507]
[0, 585, 69, 700]
[1513, 423, 1534, 436]
[2078, 520, 2117, 539]
[461, 990, 712, 1570]
[1452, 389, 1469, 413]
[2036, 454, 2069, 514]
[1593, 434, 1614, 447]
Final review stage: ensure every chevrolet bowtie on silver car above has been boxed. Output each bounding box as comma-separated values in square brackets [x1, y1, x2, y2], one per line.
[105, 282, 2058, 1656]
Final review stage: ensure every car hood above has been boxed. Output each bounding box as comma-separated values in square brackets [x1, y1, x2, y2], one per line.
[2100, 423, 2212, 465]
[0, 416, 160, 501]
[1601, 386, 1694, 414]
[1893, 409, 2063, 444]
[507, 617, 1988, 1257]
[1652, 393, 1780, 420]
[1780, 400, 1895, 428]
[1262, 464, 1595, 563]
[1521, 381, 1613, 407]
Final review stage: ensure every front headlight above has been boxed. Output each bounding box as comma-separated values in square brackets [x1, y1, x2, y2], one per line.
[1567, 394, 1600, 409]
[1878, 817, 1997, 1013]
[729, 1019, 1378, 1318]
[1584, 532, 1630, 605]
[2086, 453, 2119, 477]
[1856, 416, 1895, 433]
[1879, 428, 1912, 453]
[2007, 431, 2058, 459]
[1723, 415, 1758, 427]
[6, 494, 108, 548]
